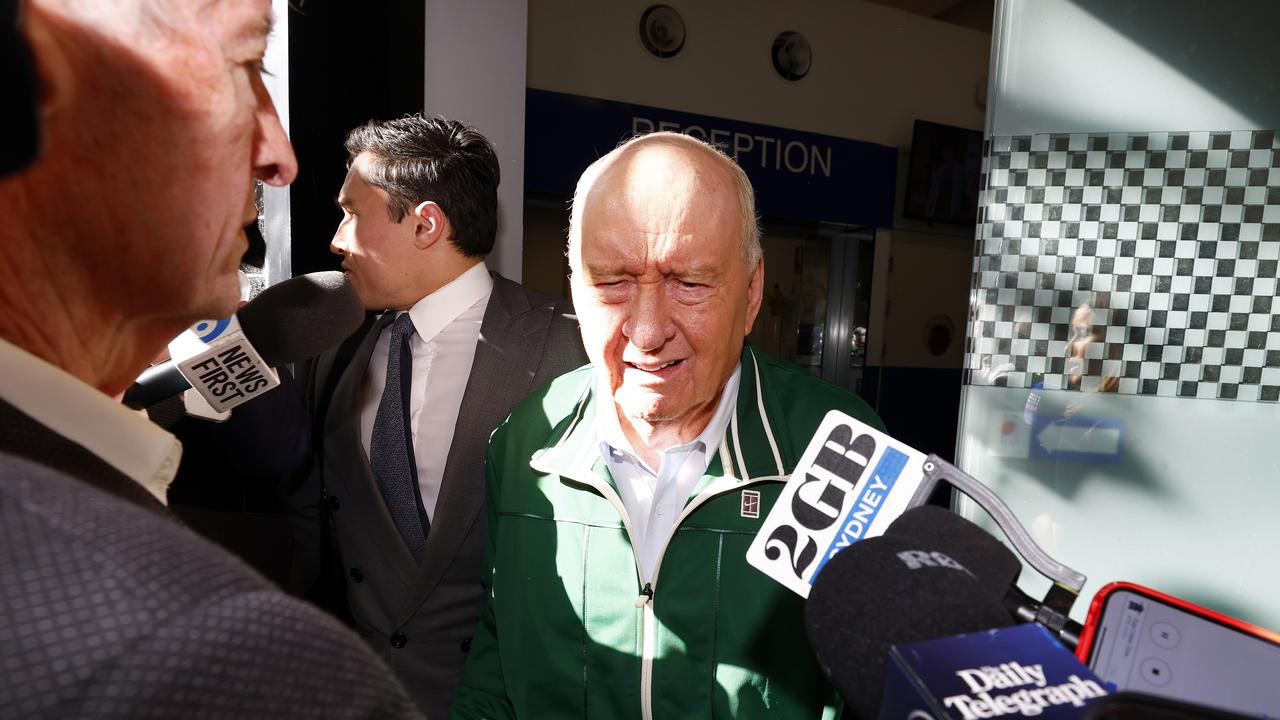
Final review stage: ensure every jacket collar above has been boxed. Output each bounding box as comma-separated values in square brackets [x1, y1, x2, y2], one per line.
[531, 346, 788, 486]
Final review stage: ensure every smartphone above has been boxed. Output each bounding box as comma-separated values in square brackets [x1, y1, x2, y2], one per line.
[1077, 582, 1280, 717]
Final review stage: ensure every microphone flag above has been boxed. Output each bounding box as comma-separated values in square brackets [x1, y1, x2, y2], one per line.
[746, 409, 930, 598]
[167, 314, 280, 413]
[883, 624, 1109, 719]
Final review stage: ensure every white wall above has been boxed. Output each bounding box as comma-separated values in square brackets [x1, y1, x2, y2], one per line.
[880, 229, 973, 368]
[425, 0, 528, 280]
[527, 0, 991, 369]
[527, 0, 991, 149]
[990, 0, 1280, 136]
[262, 0, 291, 286]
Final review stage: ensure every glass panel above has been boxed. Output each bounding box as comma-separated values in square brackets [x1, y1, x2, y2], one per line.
[750, 230, 830, 376]
[750, 224, 875, 401]
[958, 383, 1280, 627]
[962, 0, 1280, 630]
[847, 237, 876, 395]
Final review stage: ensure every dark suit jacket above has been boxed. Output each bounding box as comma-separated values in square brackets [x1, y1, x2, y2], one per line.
[0, 398, 422, 719]
[287, 272, 585, 718]
[163, 367, 312, 585]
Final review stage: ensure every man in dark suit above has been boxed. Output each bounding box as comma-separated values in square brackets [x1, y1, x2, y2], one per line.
[0, 1, 419, 716]
[287, 115, 585, 717]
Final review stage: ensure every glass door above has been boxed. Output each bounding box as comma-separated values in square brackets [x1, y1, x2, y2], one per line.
[748, 222, 875, 400]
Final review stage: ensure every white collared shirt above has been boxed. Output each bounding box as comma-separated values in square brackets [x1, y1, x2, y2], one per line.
[0, 338, 182, 504]
[360, 261, 493, 521]
[597, 364, 741, 582]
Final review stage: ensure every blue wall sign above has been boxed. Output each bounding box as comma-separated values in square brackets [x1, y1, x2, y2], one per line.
[525, 89, 898, 228]
[1029, 414, 1125, 464]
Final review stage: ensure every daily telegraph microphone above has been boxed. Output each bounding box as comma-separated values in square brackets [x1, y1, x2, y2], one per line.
[880, 625, 1109, 719]
[804, 533, 1108, 719]
[123, 271, 364, 411]
[804, 533, 1015, 718]
[1081, 691, 1256, 720]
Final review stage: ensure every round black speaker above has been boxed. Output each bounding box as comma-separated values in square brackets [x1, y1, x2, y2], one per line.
[771, 30, 812, 82]
[638, 4, 685, 59]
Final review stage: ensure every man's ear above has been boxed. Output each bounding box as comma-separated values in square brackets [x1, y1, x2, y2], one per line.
[22, 6, 75, 120]
[411, 200, 450, 250]
[744, 258, 765, 333]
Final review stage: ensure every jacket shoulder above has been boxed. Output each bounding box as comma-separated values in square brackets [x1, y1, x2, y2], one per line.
[751, 347, 885, 432]
[488, 274, 586, 386]
[491, 272, 574, 314]
[506, 363, 594, 425]
[0, 453, 420, 717]
[490, 365, 593, 450]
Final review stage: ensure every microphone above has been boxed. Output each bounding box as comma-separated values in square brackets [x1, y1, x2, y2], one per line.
[1082, 692, 1255, 720]
[804, 533, 1015, 719]
[886, 506, 1084, 649]
[745, 410, 934, 597]
[742, 408, 1088, 635]
[123, 271, 364, 410]
[805, 533, 1108, 719]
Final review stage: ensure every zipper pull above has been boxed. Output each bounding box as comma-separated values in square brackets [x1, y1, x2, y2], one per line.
[634, 582, 654, 608]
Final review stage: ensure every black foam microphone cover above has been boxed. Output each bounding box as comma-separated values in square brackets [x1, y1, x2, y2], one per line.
[123, 272, 364, 410]
[886, 505, 1085, 648]
[235, 270, 365, 364]
[805, 534, 1013, 720]
[885, 505, 1022, 596]
[1083, 691, 1255, 720]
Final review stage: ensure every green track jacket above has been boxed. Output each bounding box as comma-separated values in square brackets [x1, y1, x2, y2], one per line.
[451, 346, 884, 720]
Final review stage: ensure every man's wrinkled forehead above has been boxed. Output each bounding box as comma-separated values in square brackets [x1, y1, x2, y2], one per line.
[197, 0, 273, 44]
[47, 0, 274, 47]
[221, 0, 273, 40]
[597, 139, 715, 187]
[584, 142, 729, 225]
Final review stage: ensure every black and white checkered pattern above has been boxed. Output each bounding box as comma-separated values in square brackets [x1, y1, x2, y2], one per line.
[968, 130, 1280, 401]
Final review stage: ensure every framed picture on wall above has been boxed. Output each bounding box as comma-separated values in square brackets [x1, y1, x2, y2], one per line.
[903, 119, 982, 226]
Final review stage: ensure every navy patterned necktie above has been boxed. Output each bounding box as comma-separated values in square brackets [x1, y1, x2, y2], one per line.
[369, 312, 430, 562]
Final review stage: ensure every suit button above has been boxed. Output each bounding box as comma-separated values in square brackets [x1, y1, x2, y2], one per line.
[390, 632, 407, 649]
[460, 638, 472, 653]
[349, 567, 363, 583]
[326, 495, 341, 511]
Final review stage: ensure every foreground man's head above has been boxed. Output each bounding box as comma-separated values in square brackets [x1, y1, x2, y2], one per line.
[0, 0, 296, 393]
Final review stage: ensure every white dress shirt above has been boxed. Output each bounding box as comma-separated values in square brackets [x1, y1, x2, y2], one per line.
[360, 261, 493, 521]
[0, 337, 182, 504]
[596, 364, 741, 582]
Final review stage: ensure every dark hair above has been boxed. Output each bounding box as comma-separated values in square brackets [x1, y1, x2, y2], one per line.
[344, 115, 500, 257]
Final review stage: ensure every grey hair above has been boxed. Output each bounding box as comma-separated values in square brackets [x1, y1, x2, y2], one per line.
[567, 131, 762, 273]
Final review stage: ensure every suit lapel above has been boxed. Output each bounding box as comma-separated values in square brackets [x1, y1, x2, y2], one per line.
[398, 275, 555, 620]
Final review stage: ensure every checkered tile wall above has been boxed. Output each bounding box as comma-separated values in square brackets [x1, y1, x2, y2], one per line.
[968, 130, 1280, 401]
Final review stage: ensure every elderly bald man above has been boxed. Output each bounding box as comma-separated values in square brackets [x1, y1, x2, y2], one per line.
[451, 132, 883, 720]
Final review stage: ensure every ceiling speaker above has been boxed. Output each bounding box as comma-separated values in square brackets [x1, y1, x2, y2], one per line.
[639, 5, 686, 59]
[772, 30, 812, 81]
